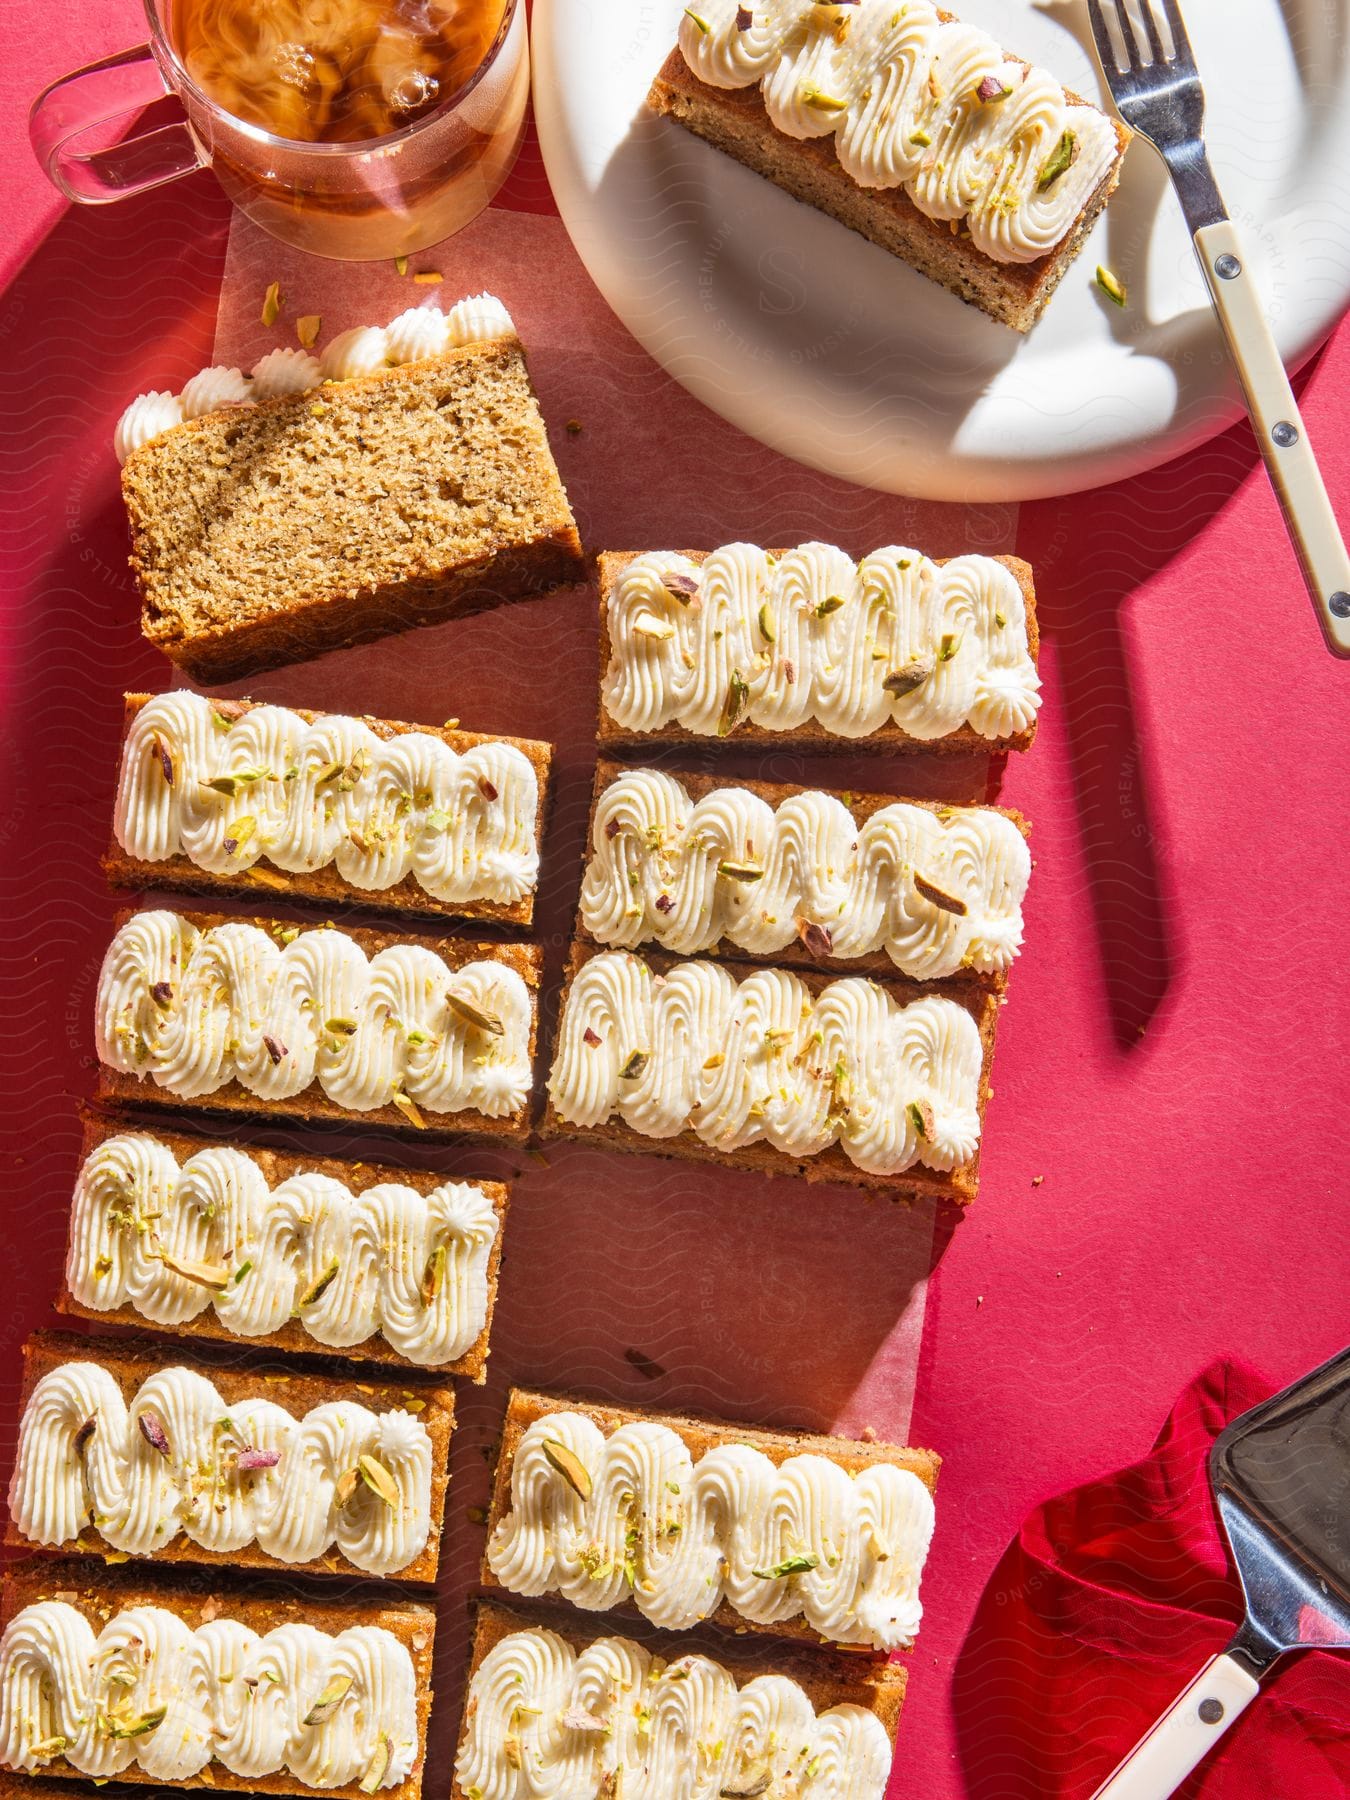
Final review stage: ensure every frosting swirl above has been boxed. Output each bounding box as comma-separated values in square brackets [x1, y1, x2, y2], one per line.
[677, 0, 1118, 264]
[9, 1362, 432, 1576]
[487, 1415, 934, 1650]
[115, 692, 540, 908]
[601, 543, 1039, 742]
[581, 768, 1029, 976]
[455, 1625, 892, 1800]
[95, 911, 532, 1120]
[0, 1601, 417, 1786]
[67, 1133, 498, 1367]
[114, 292, 516, 464]
[547, 951, 983, 1176]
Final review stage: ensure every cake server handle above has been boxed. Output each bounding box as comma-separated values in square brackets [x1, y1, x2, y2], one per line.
[1192, 217, 1350, 657]
[1086, 1649, 1261, 1799]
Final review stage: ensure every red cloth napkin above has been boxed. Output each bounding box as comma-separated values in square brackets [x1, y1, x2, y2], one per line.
[950, 1360, 1350, 1798]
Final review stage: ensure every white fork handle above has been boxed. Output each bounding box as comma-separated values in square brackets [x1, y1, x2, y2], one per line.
[1193, 218, 1350, 657]
[1088, 1652, 1261, 1799]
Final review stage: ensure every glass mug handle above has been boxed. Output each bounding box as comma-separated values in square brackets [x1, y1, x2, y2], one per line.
[30, 44, 205, 204]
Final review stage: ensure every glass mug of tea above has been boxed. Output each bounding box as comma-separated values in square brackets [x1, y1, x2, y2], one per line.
[30, 0, 527, 260]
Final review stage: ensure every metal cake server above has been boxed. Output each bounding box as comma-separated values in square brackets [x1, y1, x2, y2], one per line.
[1084, 0, 1350, 656]
[1089, 1344, 1350, 1798]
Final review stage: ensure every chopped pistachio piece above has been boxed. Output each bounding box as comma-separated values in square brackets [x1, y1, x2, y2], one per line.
[619, 1049, 650, 1081]
[752, 1551, 820, 1579]
[634, 617, 676, 641]
[296, 314, 322, 349]
[1037, 129, 1076, 191]
[815, 593, 846, 618]
[936, 631, 962, 662]
[883, 661, 933, 696]
[907, 1098, 935, 1141]
[358, 1453, 400, 1508]
[260, 282, 284, 328]
[304, 1673, 353, 1726]
[717, 859, 764, 883]
[394, 254, 409, 276]
[683, 6, 711, 31]
[757, 601, 776, 643]
[137, 1410, 171, 1458]
[359, 1735, 392, 1794]
[421, 1243, 446, 1308]
[1096, 264, 1127, 307]
[717, 671, 749, 738]
[446, 991, 504, 1036]
[106, 1707, 167, 1740]
[914, 872, 968, 916]
[390, 1086, 426, 1130]
[159, 1249, 231, 1290]
[298, 1258, 341, 1308]
[542, 1437, 594, 1500]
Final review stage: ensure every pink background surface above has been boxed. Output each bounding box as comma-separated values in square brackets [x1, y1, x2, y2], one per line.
[3, 4, 1350, 1797]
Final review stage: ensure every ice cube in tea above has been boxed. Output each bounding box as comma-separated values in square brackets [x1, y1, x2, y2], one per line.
[172, 0, 509, 142]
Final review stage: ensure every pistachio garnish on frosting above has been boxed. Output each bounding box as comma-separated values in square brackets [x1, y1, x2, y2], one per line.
[603, 543, 1039, 743]
[580, 770, 1029, 978]
[114, 692, 540, 908]
[7, 1361, 433, 1575]
[0, 1600, 419, 1785]
[487, 1414, 935, 1649]
[66, 1133, 501, 1367]
[549, 951, 983, 1177]
[95, 911, 533, 1121]
[456, 1623, 894, 1800]
[673, 1, 1119, 265]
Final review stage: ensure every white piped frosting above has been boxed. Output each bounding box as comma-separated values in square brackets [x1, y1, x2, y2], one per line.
[114, 291, 516, 463]
[548, 950, 983, 1176]
[115, 692, 540, 908]
[676, 0, 1118, 263]
[95, 911, 532, 1120]
[9, 1361, 432, 1575]
[601, 543, 1039, 743]
[581, 768, 1029, 976]
[0, 1601, 417, 1785]
[487, 1414, 935, 1650]
[113, 392, 183, 464]
[455, 1625, 892, 1800]
[67, 1133, 499, 1367]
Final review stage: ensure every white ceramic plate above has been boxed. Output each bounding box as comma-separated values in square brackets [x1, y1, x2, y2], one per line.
[532, 0, 1350, 501]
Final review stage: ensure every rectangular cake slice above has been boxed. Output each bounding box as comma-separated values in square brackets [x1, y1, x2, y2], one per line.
[579, 758, 1030, 988]
[117, 296, 584, 684]
[648, 5, 1131, 332]
[57, 1116, 506, 1380]
[0, 1559, 434, 1799]
[93, 908, 540, 1140]
[481, 1388, 939, 1652]
[105, 692, 553, 928]
[453, 1600, 907, 1800]
[6, 1332, 454, 1583]
[543, 939, 999, 1203]
[596, 544, 1040, 752]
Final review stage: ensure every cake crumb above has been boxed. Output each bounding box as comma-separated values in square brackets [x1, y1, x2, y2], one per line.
[859, 1425, 877, 1443]
[1031, 1174, 1044, 1187]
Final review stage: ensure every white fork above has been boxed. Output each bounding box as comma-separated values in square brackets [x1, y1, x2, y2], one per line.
[1085, 0, 1350, 656]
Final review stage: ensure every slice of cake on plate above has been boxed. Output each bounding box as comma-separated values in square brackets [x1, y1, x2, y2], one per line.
[648, 2, 1131, 331]
[596, 542, 1040, 751]
[93, 908, 540, 1140]
[59, 1118, 506, 1379]
[107, 692, 552, 928]
[7, 1332, 454, 1583]
[115, 293, 584, 683]
[481, 1388, 939, 1652]
[580, 758, 1031, 987]
[452, 1600, 906, 1800]
[0, 1559, 433, 1798]
[543, 941, 998, 1202]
